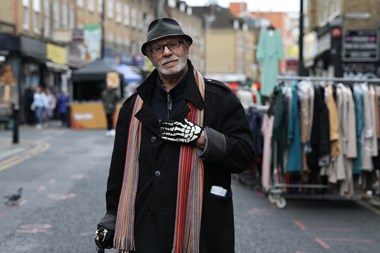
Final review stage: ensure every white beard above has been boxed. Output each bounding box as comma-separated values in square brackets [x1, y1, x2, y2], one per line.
[154, 54, 187, 76]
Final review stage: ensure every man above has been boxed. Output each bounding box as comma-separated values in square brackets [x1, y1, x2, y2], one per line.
[95, 18, 255, 253]
[101, 81, 119, 136]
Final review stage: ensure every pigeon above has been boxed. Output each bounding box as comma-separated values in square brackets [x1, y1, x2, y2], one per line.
[4, 187, 23, 206]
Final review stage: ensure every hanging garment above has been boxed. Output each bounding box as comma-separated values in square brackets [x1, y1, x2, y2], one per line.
[307, 85, 330, 172]
[353, 84, 364, 174]
[271, 84, 288, 173]
[256, 28, 284, 97]
[361, 84, 376, 171]
[287, 84, 302, 173]
[297, 81, 314, 173]
[261, 113, 274, 191]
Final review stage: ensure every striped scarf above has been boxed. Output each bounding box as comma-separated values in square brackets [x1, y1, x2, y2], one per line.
[114, 67, 205, 253]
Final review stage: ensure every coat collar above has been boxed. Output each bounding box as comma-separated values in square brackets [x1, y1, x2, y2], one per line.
[136, 60, 205, 110]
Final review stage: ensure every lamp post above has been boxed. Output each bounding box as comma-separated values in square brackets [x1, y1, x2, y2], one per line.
[100, 0, 105, 59]
[298, 0, 308, 76]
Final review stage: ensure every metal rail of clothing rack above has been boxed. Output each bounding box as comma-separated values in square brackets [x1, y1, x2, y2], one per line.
[277, 75, 380, 83]
[266, 75, 380, 209]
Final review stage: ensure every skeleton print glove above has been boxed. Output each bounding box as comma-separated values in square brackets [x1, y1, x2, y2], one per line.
[159, 119, 203, 145]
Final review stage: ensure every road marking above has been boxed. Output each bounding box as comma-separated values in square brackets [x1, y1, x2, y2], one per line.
[315, 237, 374, 249]
[0, 140, 50, 172]
[16, 224, 52, 233]
[314, 227, 355, 232]
[37, 186, 46, 192]
[315, 237, 330, 249]
[47, 193, 76, 200]
[294, 220, 307, 230]
[70, 174, 85, 180]
[248, 208, 272, 216]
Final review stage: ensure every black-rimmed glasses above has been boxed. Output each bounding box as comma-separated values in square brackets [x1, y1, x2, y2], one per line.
[150, 40, 184, 55]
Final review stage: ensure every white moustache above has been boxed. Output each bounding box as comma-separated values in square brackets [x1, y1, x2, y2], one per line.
[162, 58, 178, 65]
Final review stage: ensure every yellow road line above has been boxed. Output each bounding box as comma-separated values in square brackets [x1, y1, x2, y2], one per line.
[0, 140, 50, 172]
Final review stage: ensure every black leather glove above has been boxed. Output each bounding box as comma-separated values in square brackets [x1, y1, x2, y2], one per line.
[95, 227, 114, 252]
[159, 119, 203, 145]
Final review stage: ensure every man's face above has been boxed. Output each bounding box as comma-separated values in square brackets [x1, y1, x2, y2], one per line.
[147, 36, 189, 76]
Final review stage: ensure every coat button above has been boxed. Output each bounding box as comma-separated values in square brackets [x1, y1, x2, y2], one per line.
[151, 136, 157, 143]
[154, 170, 161, 177]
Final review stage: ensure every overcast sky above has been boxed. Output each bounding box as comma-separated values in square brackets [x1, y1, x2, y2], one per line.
[184, 0, 300, 13]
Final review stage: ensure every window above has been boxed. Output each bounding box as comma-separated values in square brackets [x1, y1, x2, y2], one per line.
[115, 0, 121, 23]
[69, 3, 75, 29]
[98, 0, 103, 14]
[107, 0, 114, 19]
[131, 7, 136, 28]
[77, 0, 83, 8]
[88, 0, 95, 12]
[23, 0, 30, 30]
[61, 3, 68, 28]
[123, 4, 130, 26]
[43, 0, 50, 37]
[53, 0, 60, 29]
[33, 0, 40, 33]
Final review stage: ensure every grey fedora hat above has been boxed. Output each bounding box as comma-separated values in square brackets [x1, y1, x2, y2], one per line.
[141, 18, 193, 56]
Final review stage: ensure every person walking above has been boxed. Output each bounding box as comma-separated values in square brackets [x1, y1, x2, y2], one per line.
[31, 85, 48, 129]
[57, 88, 70, 127]
[95, 18, 255, 253]
[101, 82, 119, 136]
[45, 87, 56, 126]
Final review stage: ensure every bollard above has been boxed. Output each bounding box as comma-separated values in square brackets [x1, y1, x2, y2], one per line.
[12, 104, 19, 144]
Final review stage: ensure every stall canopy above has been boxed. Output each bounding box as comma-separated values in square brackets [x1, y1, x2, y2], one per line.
[71, 58, 143, 84]
[71, 58, 119, 82]
[116, 64, 143, 84]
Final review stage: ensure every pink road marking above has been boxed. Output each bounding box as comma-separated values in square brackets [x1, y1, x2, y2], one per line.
[48, 179, 55, 184]
[315, 237, 330, 249]
[248, 208, 272, 216]
[37, 186, 46, 192]
[47, 193, 76, 200]
[294, 220, 307, 230]
[315, 227, 355, 232]
[321, 237, 373, 243]
[0, 212, 7, 216]
[70, 174, 85, 180]
[16, 224, 52, 233]
[18, 199, 28, 206]
[256, 191, 265, 198]
[315, 237, 374, 249]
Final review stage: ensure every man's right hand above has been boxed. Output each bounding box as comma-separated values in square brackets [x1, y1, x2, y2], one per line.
[95, 227, 114, 252]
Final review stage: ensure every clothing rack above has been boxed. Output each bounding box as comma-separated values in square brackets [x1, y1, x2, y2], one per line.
[266, 75, 380, 208]
[277, 75, 380, 83]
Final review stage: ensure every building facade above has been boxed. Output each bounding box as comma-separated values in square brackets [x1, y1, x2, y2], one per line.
[306, 0, 380, 78]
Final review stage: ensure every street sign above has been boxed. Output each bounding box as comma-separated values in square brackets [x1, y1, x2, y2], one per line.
[343, 30, 379, 62]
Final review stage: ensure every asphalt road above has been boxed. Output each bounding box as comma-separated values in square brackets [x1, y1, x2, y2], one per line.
[0, 125, 379, 253]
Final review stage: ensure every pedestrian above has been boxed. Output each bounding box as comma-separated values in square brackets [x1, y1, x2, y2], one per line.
[30, 85, 48, 129]
[57, 88, 70, 127]
[24, 85, 35, 125]
[95, 18, 255, 253]
[45, 87, 56, 125]
[101, 81, 119, 136]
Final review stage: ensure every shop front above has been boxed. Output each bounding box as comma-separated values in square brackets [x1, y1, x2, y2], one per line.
[0, 34, 49, 125]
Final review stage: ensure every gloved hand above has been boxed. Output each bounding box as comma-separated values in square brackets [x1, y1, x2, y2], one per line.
[95, 227, 114, 252]
[159, 119, 203, 145]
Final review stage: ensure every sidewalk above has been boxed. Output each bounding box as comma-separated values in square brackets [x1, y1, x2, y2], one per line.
[0, 124, 54, 171]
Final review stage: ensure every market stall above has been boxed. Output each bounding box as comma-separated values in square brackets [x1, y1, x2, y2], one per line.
[70, 58, 124, 129]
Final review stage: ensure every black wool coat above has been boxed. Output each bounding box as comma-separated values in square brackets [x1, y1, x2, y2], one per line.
[99, 62, 255, 253]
